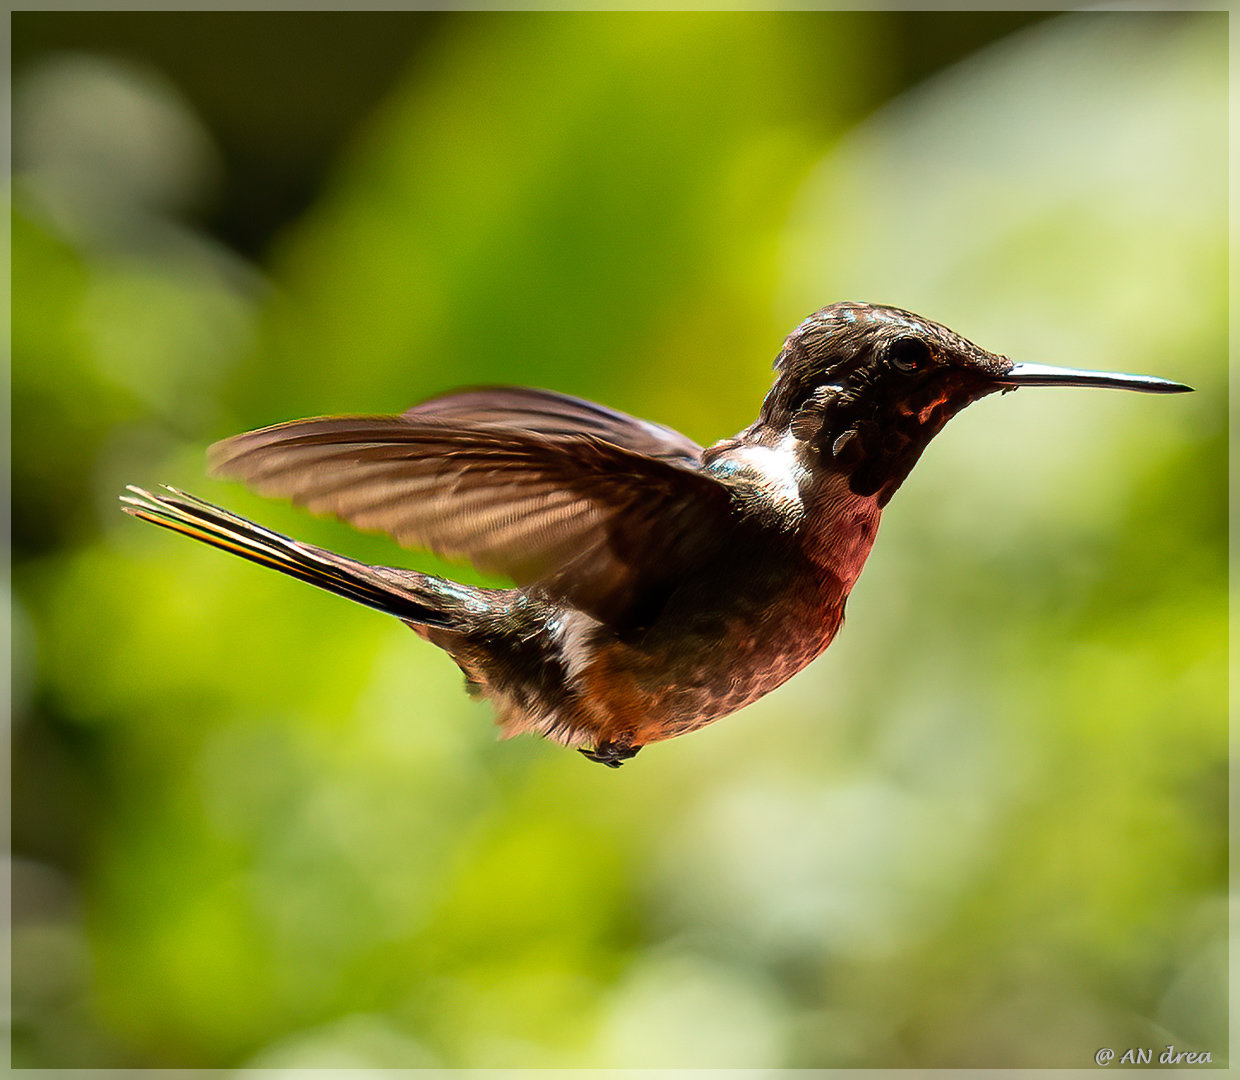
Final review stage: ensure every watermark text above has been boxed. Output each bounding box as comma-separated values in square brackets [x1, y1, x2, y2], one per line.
[1096, 1046, 1212, 1066]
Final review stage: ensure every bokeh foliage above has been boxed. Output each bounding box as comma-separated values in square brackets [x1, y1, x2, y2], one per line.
[11, 11, 1226, 1069]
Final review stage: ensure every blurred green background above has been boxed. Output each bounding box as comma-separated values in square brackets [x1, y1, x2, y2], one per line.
[10, 10, 1226, 1069]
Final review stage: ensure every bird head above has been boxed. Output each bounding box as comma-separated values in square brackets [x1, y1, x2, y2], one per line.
[757, 302, 1191, 506]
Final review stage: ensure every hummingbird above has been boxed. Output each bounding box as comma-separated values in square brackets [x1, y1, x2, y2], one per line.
[122, 302, 1191, 766]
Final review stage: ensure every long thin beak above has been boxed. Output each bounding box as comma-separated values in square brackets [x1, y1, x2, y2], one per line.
[996, 362, 1193, 394]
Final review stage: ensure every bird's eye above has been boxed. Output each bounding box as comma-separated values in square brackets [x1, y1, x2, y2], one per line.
[888, 337, 931, 373]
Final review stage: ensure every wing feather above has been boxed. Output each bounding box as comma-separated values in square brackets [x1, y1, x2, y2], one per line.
[208, 394, 729, 626]
[403, 386, 704, 464]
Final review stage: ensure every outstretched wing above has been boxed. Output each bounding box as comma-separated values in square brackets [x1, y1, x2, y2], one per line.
[208, 395, 729, 627]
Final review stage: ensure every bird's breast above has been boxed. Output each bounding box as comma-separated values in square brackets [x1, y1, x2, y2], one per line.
[799, 470, 883, 592]
[565, 541, 850, 744]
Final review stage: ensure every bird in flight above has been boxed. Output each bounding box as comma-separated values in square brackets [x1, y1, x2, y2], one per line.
[123, 302, 1191, 766]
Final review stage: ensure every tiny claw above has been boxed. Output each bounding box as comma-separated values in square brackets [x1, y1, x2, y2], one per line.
[578, 740, 641, 768]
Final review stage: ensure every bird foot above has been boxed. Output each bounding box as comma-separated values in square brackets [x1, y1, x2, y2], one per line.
[578, 740, 641, 768]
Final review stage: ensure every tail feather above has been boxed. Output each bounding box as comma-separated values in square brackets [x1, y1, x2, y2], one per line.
[121, 485, 453, 627]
